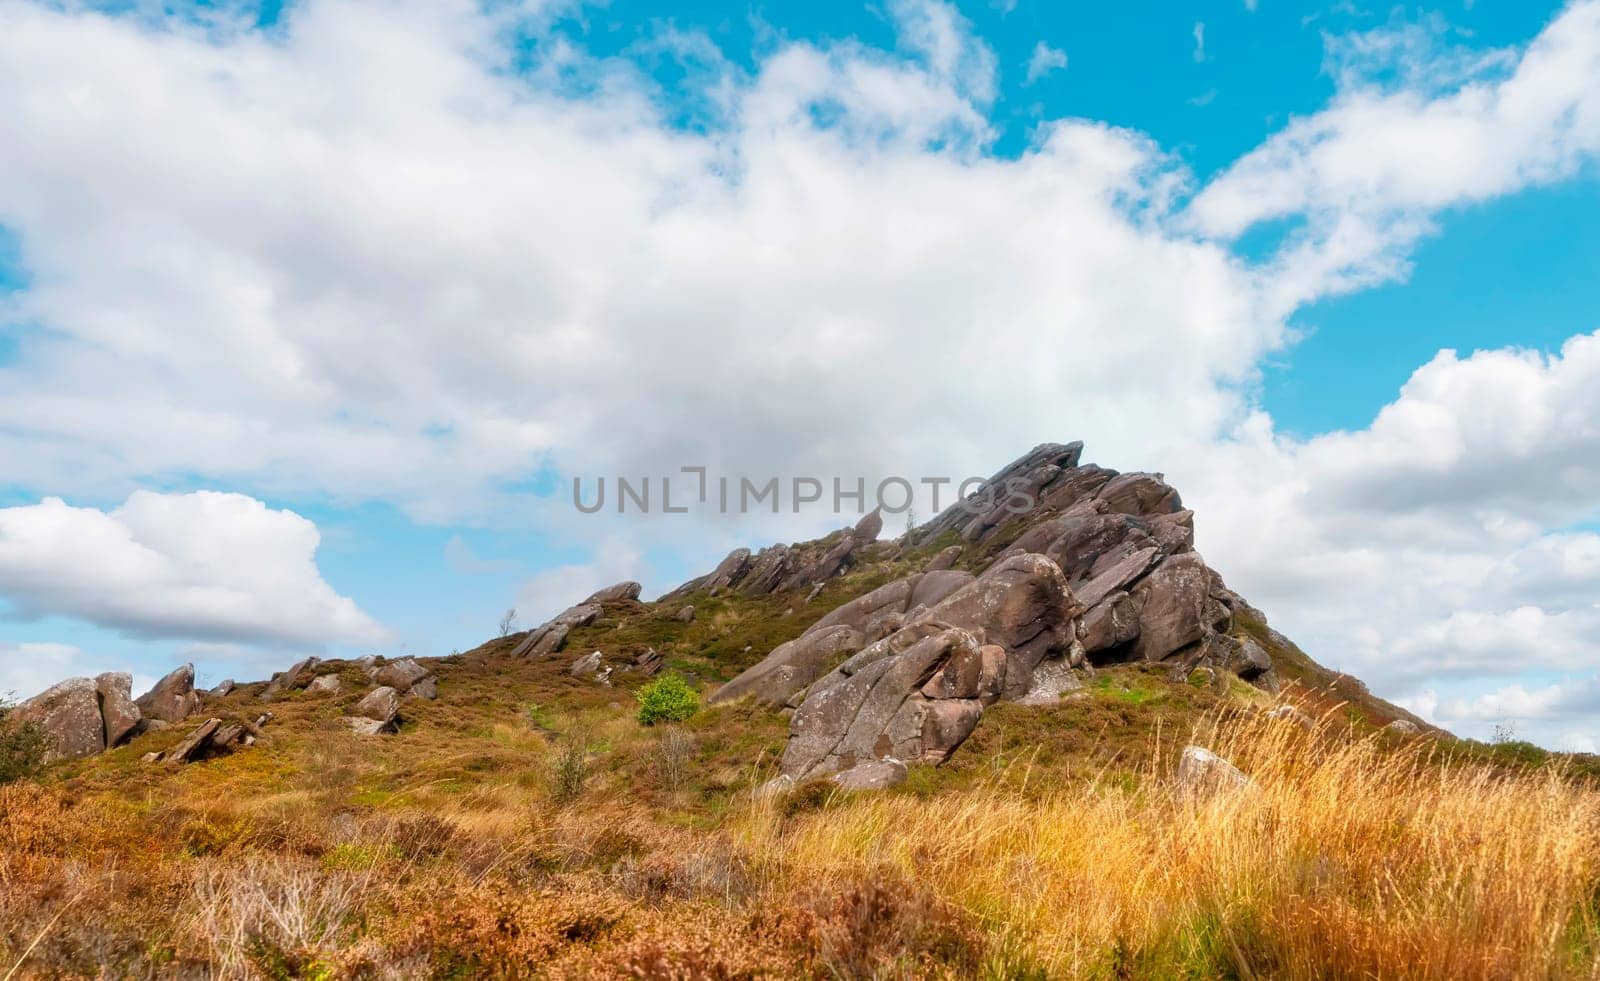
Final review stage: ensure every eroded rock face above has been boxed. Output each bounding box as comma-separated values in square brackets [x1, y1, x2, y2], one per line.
[373, 657, 432, 695]
[711, 624, 865, 707]
[136, 663, 203, 723]
[265, 657, 322, 697]
[510, 604, 602, 658]
[349, 687, 401, 733]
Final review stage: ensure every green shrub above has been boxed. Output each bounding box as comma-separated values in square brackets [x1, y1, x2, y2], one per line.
[0, 702, 48, 785]
[635, 674, 700, 727]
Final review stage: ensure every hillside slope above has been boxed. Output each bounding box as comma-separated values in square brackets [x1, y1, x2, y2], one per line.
[2, 443, 1597, 979]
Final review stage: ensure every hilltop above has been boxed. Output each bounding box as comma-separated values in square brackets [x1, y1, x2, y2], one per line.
[2, 443, 1597, 979]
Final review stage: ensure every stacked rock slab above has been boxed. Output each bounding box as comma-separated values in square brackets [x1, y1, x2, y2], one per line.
[706, 441, 1280, 783]
[509, 603, 603, 658]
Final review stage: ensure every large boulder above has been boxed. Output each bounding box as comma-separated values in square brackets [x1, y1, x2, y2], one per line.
[373, 657, 433, 696]
[1176, 746, 1251, 801]
[15, 678, 109, 761]
[852, 508, 884, 542]
[924, 545, 962, 572]
[509, 604, 601, 658]
[136, 663, 203, 723]
[781, 626, 989, 781]
[349, 687, 401, 734]
[584, 581, 642, 604]
[96, 672, 142, 748]
[264, 657, 321, 697]
[910, 553, 1079, 698]
[1131, 553, 1224, 662]
[710, 624, 865, 707]
[831, 759, 907, 791]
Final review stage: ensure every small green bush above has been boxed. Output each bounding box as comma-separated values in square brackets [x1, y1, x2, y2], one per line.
[635, 674, 700, 727]
[0, 702, 48, 785]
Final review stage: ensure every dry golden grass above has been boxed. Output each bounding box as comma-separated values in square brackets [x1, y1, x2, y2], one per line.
[3, 649, 1598, 979]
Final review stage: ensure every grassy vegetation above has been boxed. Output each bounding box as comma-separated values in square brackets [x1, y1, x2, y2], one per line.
[4, 555, 1599, 978]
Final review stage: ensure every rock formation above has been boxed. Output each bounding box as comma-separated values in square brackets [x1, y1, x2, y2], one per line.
[136, 663, 203, 723]
[705, 442, 1286, 783]
[14, 673, 143, 761]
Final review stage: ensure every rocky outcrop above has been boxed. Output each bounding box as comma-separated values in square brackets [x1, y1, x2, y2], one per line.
[510, 604, 602, 658]
[307, 674, 342, 694]
[136, 663, 203, 723]
[371, 657, 436, 698]
[852, 508, 884, 542]
[584, 581, 642, 604]
[264, 657, 322, 697]
[14, 675, 143, 761]
[710, 624, 865, 707]
[695, 441, 1297, 786]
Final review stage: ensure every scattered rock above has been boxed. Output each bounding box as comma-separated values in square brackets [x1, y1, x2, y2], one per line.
[162, 719, 223, 764]
[570, 651, 605, 679]
[409, 676, 439, 700]
[633, 649, 665, 677]
[349, 687, 401, 733]
[584, 581, 643, 604]
[1268, 705, 1315, 731]
[307, 674, 342, 694]
[1176, 746, 1251, 801]
[136, 663, 203, 724]
[831, 759, 907, 791]
[675, 605, 695, 623]
[210, 679, 236, 698]
[264, 657, 322, 697]
[1385, 720, 1421, 737]
[373, 657, 433, 695]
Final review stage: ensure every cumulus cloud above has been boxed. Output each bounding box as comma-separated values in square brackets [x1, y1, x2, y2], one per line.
[0, 491, 388, 649]
[1177, 332, 1600, 745]
[0, 0, 1598, 744]
[1023, 41, 1067, 85]
[0, 641, 158, 703]
[1191, 1, 1600, 309]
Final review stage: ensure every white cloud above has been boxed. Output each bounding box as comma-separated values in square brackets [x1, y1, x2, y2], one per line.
[0, 0, 1597, 747]
[1193, 22, 1207, 63]
[1177, 332, 1600, 745]
[0, 491, 388, 650]
[1191, 1, 1600, 310]
[1023, 41, 1068, 85]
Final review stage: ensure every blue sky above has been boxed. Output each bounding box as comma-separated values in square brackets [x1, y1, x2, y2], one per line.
[1, 0, 1599, 749]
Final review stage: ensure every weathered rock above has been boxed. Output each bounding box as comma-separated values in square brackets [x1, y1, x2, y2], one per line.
[910, 553, 1078, 698]
[1229, 636, 1278, 692]
[675, 605, 695, 623]
[807, 576, 918, 637]
[350, 687, 401, 732]
[1013, 659, 1083, 706]
[908, 570, 976, 611]
[96, 672, 142, 748]
[307, 674, 342, 694]
[15, 678, 108, 761]
[1097, 472, 1182, 516]
[705, 548, 753, 591]
[210, 680, 236, 698]
[584, 581, 642, 604]
[163, 718, 223, 763]
[265, 657, 321, 697]
[1131, 554, 1224, 663]
[373, 657, 430, 693]
[570, 651, 605, 679]
[136, 663, 203, 723]
[831, 759, 908, 791]
[924, 545, 962, 572]
[1386, 720, 1421, 737]
[409, 676, 438, 699]
[633, 648, 665, 677]
[711, 624, 865, 707]
[739, 545, 792, 595]
[782, 626, 984, 779]
[853, 507, 884, 541]
[1079, 591, 1143, 655]
[509, 603, 600, 658]
[346, 717, 389, 736]
[1268, 705, 1315, 731]
[1176, 746, 1251, 801]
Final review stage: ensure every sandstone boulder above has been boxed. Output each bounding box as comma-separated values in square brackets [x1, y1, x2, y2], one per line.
[584, 581, 642, 604]
[307, 674, 342, 694]
[831, 758, 907, 791]
[1097, 472, 1182, 516]
[15, 678, 108, 761]
[373, 657, 431, 694]
[675, 605, 695, 623]
[264, 657, 321, 697]
[853, 507, 884, 541]
[136, 663, 203, 723]
[349, 687, 401, 734]
[1176, 746, 1251, 801]
[711, 624, 865, 707]
[1131, 554, 1223, 663]
[96, 672, 142, 748]
[924, 545, 962, 572]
